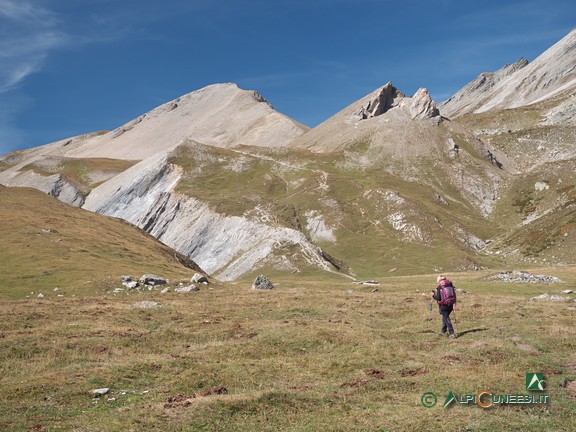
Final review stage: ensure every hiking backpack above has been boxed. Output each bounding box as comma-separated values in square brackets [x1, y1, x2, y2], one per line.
[438, 279, 457, 306]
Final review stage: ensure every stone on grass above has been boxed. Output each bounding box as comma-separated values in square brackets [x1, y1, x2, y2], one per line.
[124, 281, 139, 289]
[487, 271, 561, 283]
[175, 284, 199, 293]
[561, 290, 574, 294]
[252, 275, 274, 290]
[131, 301, 161, 309]
[139, 274, 166, 286]
[92, 388, 110, 397]
[191, 273, 209, 284]
[529, 293, 571, 302]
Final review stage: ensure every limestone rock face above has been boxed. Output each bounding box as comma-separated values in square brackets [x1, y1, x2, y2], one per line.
[439, 58, 529, 118]
[354, 82, 403, 119]
[441, 29, 576, 117]
[405, 88, 440, 119]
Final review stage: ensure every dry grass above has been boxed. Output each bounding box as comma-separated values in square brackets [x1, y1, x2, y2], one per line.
[1, 270, 575, 431]
[0, 186, 201, 299]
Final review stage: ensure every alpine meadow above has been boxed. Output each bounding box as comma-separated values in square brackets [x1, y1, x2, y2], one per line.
[1, 26, 576, 432]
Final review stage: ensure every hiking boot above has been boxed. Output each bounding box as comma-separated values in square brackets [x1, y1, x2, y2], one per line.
[448, 334, 457, 339]
[438, 332, 447, 337]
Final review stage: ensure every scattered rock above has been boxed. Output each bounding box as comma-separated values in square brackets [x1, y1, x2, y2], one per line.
[113, 288, 124, 293]
[124, 281, 139, 289]
[38, 293, 44, 299]
[487, 271, 561, 284]
[131, 301, 161, 309]
[139, 274, 167, 286]
[457, 288, 468, 294]
[252, 275, 274, 290]
[191, 273, 209, 284]
[122, 275, 134, 283]
[354, 280, 379, 285]
[160, 288, 169, 294]
[529, 293, 572, 302]
[91, 388, 110, 397]
[561, 290, 574, 294]
[175, 284, 199, 293]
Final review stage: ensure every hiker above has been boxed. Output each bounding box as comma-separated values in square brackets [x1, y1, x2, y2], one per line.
[431, 275, 457, 339]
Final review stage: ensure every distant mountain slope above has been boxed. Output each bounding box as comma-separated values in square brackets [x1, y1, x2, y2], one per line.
[0, 83, 307, 163]
[440, 29, 576, 118]
[2, 29, 576, 281]
[288, 82, 507, 216]
[0, 185, 203, 298]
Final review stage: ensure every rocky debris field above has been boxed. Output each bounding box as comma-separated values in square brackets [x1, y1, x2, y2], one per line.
[485, 270, 561, 283]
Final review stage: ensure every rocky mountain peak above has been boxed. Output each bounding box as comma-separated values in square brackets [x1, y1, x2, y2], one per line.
[405, 88, 440, 119]
[354, 82, 404, 120]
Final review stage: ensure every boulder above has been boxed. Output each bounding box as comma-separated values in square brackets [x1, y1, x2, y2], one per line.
[175, 284, 199, 293]
[91, 388, 110, 397]
[191, 273, 209, 284]
[123, 281, 139, 289]
[252, 275, 274, 290]
[139, 274, 166, 286]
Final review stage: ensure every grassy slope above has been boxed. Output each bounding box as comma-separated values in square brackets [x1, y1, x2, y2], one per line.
[457, 93, 576, 263]
[19, 157, 138, 189]
[169, 142, 503, 280]
[0, 186, 202, 299]
[0, 269, 574, 431]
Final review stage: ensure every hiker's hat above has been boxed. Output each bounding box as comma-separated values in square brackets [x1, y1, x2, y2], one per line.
[436, 275, 446, 283]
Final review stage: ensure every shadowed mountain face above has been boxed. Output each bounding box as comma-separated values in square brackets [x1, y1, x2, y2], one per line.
[1, 30, 576, 280]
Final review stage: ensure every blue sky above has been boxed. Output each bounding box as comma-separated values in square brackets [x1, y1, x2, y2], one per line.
[0, 0, 574, 155]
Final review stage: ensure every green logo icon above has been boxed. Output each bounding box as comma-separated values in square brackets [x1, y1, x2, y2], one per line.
[421, 392, 437, 408]
[443, 391, 456, 408]
[526, 373, 546, 391]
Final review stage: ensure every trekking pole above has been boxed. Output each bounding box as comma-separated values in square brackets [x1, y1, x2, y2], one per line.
[452, 304, 459, 335]
[428, 300, 432, 321]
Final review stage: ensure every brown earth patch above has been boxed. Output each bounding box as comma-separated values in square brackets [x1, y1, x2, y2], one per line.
[399, 368, 428, 377]
[364, 369, 386, 379]
[340, 378, 370, 388]
[194, 385, 228, 397]
[561, 380, 576, 400]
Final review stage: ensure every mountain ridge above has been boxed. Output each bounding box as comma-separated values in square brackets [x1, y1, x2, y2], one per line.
[2, 29, 576, 280]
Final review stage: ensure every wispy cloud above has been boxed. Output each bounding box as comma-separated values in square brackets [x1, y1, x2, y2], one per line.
[0, 0, 68, 93]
